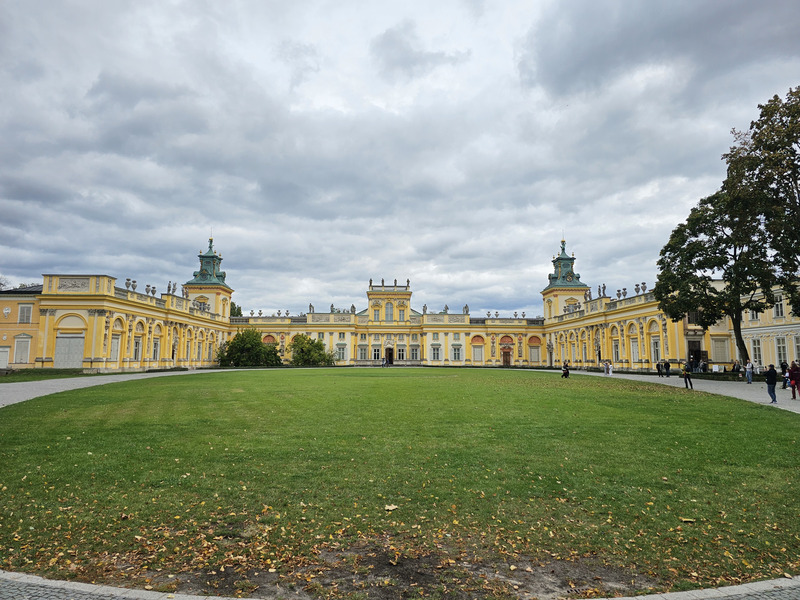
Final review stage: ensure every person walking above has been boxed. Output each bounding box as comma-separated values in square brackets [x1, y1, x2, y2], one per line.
[765, 364, 778, 403]
[656, 361, 663, 377]
[789, 361, 800, 400]
[682, 362, 693, 389]
[664, 360, 671, 377]
[745, 359, 754, 384]
[561, 361, 570, 378]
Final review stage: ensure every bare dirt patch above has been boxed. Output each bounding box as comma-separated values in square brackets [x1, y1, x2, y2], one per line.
[161, 543, 660, 599]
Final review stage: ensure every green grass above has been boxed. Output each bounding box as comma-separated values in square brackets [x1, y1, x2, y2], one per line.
[0, 368, 798, 597]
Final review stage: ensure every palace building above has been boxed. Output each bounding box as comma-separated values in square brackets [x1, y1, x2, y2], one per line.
[1, 239, 796, 372]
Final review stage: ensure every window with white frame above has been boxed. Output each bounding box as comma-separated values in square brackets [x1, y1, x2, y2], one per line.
[613, 340, 620, 362]
[318, 332, 324, 340]
[452, 347, 461, 360]
[651, 339, 660, 363]
[336, 347, 345, 360]
[385, 303, 393, 322]
[397, 347, 405, 360]
[411, 334, 418, 341]
[373, 334, 380, 341]
[360, 333, 367, 341]
[152, 339, 160, 360]
[338, 332, 345, 340]
[372, 348, 381, 360]
[432, 347, 440, 360]
[134, 337, 142, 361]
[432, 332, 439, 341]
[454, 333, 460, 341]
[373, 309, 380, 321]
[776, 337, 788, 364]
[358, 347, 367, 360]
[18, 305, 32, 324]
[398, 334, 404, 341]
[774, 296, 785, 318]
[398, 309, 405, 321]
[751, 339, 762, 365]
[410, 347, 419, 360]
[749, 309, 760, 321]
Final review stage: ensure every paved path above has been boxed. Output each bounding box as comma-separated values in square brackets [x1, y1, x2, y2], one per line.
[1, 369, 799, 600]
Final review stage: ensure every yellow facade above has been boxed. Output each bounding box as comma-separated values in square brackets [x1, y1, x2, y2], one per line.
[2, 238, 790, 373]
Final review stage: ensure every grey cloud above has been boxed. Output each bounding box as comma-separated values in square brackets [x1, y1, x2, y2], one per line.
[275, 40, 321, 88]
[518, 0, 800, 97]
[370, 20, 470, 82]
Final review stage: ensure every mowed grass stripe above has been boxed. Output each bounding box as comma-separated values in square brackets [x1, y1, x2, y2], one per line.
[0, 368, 797, 592]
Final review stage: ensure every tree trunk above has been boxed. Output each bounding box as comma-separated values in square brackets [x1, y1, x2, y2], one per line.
[729, 311, 749, 362]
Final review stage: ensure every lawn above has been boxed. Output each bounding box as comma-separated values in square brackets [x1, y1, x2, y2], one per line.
[0, 368, 798, 599]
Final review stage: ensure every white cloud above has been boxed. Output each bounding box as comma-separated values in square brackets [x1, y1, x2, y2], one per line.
[0, 0, 798, 315]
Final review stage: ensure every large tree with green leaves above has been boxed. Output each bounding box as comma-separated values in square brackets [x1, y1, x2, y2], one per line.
[288, 334, 336, 367]
[218, 328, 282, 367]
[653, 184, 777, 363]
[724, 85, 800, 314]
[229, 301, 243, 317]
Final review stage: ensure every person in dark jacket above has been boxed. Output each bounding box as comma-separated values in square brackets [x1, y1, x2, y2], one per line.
[765, 364, 778, 404]
[788, 361, 800, 400]
[664, 360, 671, 377]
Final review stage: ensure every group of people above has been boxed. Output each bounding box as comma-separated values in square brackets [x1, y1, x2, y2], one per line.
[764, 360, 800, 403]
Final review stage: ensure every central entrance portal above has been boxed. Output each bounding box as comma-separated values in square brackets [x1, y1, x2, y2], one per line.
[385, 347, 394, 365]
[502, 349, 512, 367]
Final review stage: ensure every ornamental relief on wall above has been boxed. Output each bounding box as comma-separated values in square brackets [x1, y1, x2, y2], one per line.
[58, 277, 90, 292]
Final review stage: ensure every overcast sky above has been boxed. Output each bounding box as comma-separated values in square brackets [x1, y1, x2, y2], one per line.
[2, 1, 798, 317]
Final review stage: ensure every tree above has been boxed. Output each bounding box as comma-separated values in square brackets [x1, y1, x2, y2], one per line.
[724, 85, 800, 314]
[288, 334, 336, 366]
[230, 301, 243, 317]
[218, 328, 282, 367]
[653, 185, 777, 363]
[0, 275, 8, 290]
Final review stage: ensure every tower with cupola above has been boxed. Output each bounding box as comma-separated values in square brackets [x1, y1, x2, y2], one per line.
[183, 238, 234, 318]
[541, 239, 590, 320]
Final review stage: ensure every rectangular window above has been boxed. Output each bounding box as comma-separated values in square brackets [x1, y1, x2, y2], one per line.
[152, 339, 160, 360]
[134, 337, 142, 361]
[651, 339, 660, 363]
[432, 332, 439, 341]
[432, 347, 440, 360]
[777, 337, 788, 363]
[197, 341, 202, 359]
[397, 347, 405, 360]
[373, 334, 380, 341]
[13, 338, 30, 363]
[613, 340, 620, 362]
[411, 334, 418, 341]
[749, 309, 760, 321]
[410, 347, 419, 360]
[385, 304, 393, 322]
[453, 333, 460, 341]
[338, 332, 345, 340]
[18, 305, 32, 324]
[687, 311, 700, 325]
[398, 334, 405, 341]
[795, 336, 800, 360]
[358, 347, 367, 360]
[374, 309, 380, 321]
[372, 348, 381, 360]
[452, 347, 461, 360]
[630, 339, 639, 362]
[474, 345, 484, 362]
[775, 296, 785, 318]
[336, 347, 345, 360]
[318, 332, 324, 340]
[751, 339, 762, 365]
[398, 309, 405, 321]
[360, 333, 367, 341]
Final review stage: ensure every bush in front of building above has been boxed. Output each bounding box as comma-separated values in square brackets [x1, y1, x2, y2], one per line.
[218, 328, 282, 367]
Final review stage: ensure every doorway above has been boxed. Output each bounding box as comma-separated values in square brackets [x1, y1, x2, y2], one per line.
[385, 347, 394, 365]
[502, 349, 511, 367]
